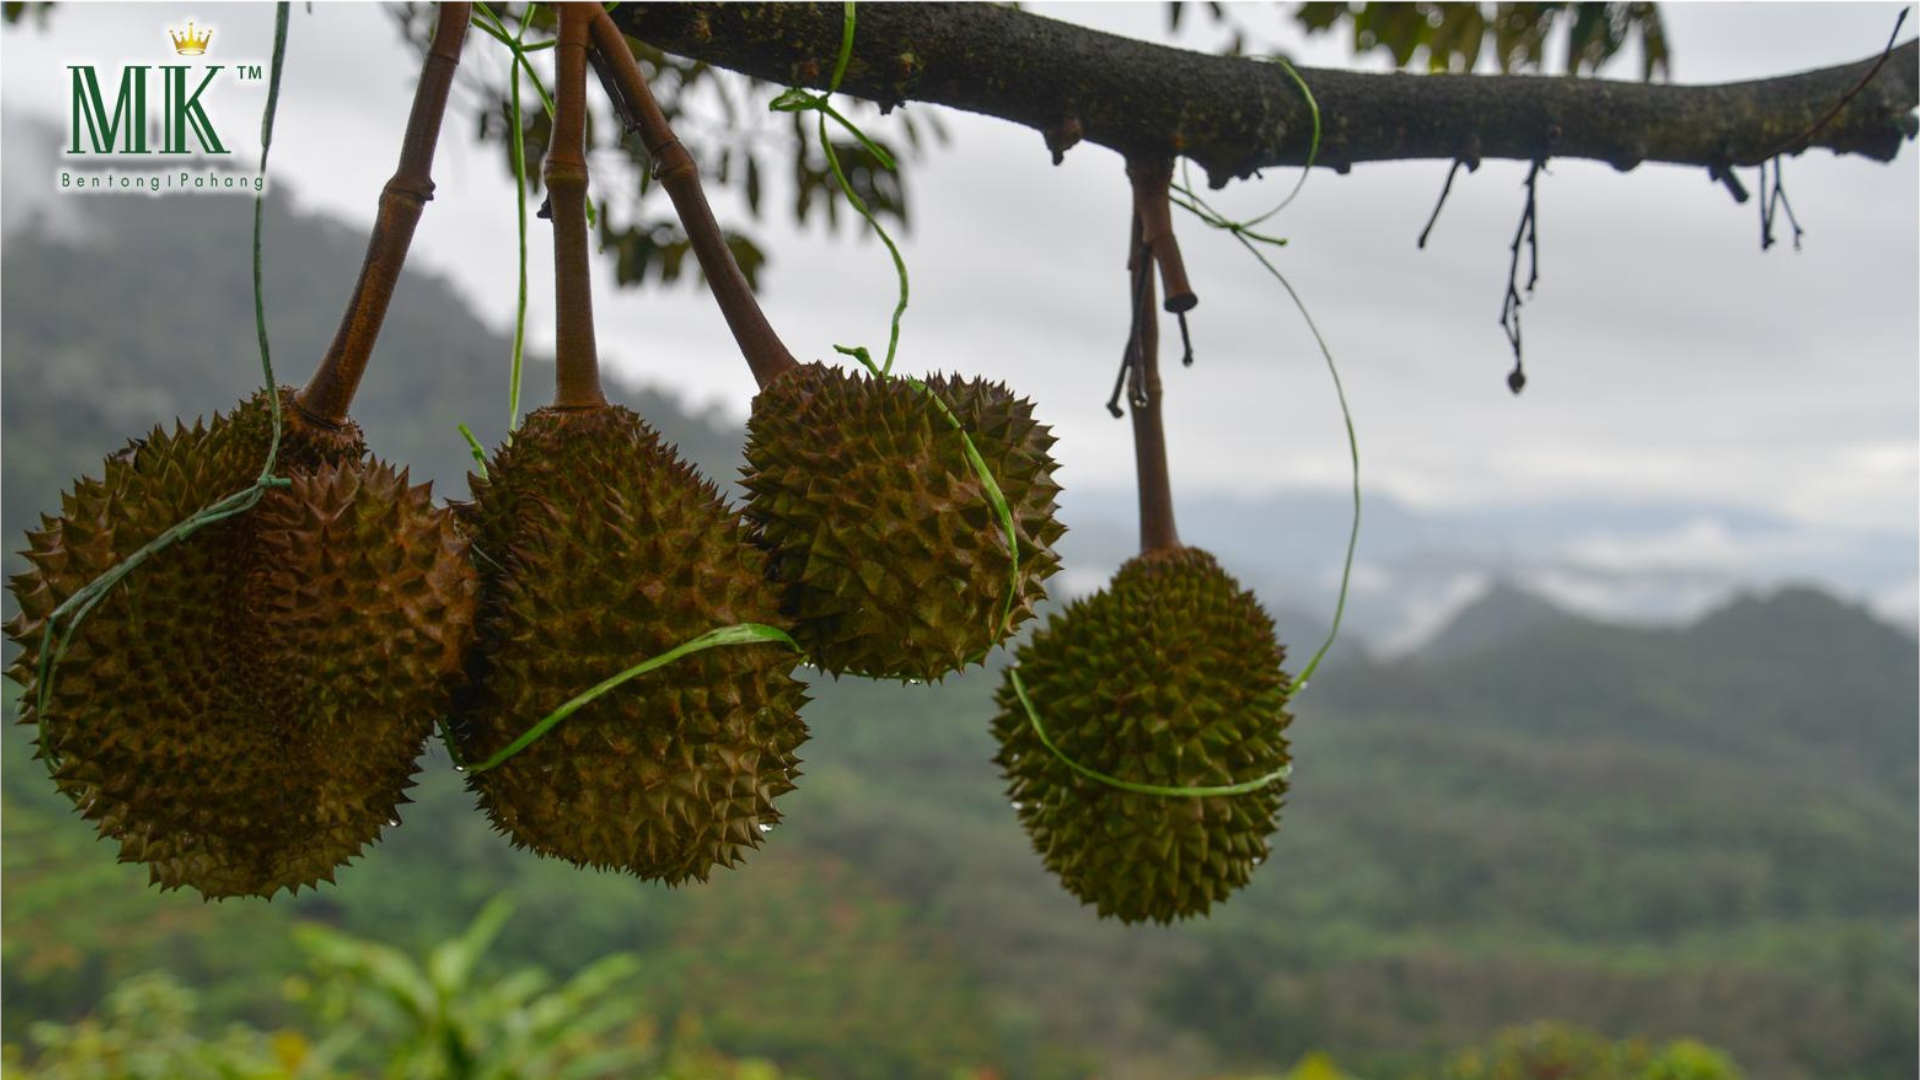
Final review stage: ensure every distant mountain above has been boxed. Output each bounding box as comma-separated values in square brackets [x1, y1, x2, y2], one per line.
[1417, 580, 1583, 662]
[1431, 581, 1919, 791]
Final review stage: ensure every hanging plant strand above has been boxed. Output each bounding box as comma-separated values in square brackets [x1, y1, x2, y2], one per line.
[1500, 159, 1544, 395]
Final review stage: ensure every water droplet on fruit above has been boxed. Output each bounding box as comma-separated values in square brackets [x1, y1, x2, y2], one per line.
[757, 823, 774, 834]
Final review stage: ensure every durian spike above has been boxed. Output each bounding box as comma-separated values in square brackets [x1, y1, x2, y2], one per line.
[587, 9, 801, 389]
[547, 4, 607, 410]
[297, 2, 472, 427]
[1125, 195, 1181, 554]
[1126, 156, 1199, 314]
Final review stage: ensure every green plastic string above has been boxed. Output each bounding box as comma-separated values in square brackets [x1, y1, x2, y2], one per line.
[505, 4, 532, 431]
[26, 3, 296, 753]
[1009, 669, 1292, 798]
[1168, 61, 1356, 695]
[447, 624, 803, 773]
[470, 1, 543, 435]
[473, 4, 556, 126]
[769, 1, 909, 376]
[473, 1, 593, 232]
[457, 423, 491, 480]
[1242, 56, 1320, 226]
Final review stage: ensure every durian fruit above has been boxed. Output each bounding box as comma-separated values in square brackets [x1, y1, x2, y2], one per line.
[990, 546, 1292, 923]
[4, 389, 477, 898]
[452, 405, 809, 884]
[741, 362, 1065, 682]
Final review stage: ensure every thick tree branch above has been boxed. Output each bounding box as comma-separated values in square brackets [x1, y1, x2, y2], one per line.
[613, 3, 1919, 185]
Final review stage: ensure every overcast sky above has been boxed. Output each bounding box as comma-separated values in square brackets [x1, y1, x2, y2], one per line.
[3, 2, 1915, 629]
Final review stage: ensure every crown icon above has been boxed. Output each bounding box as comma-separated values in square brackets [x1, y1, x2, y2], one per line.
[169, 21, 212, 56]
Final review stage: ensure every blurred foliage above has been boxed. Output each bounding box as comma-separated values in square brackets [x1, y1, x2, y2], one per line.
[1292, 3, 1669, 78]
[4, 973, 330, 1080]
[1423, 1022, 1741, 1080]
[4, 908, 809, 1080]
[291, 898, 651, 1079]
[1171, 3, 1670, 78]
[392, 2, 939, 296]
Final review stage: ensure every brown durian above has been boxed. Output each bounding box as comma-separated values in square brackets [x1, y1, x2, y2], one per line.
[990, 546, 1292, 923]
[452, 405, 808, 883]
[740, 362, 1065, 682]
[4, 388, 477, 899]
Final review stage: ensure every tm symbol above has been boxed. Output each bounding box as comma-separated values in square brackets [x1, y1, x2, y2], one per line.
[236, 64, 265, 81]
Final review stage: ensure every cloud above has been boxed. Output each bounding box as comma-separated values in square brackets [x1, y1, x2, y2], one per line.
[1871, 576, 1919, 631]
[1556, 516, 1842, 575]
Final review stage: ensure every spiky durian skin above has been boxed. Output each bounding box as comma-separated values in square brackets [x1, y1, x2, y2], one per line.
[740, 363, 1065, 682]
[4, 388, 477, 899]
[990, 547, 1292, 924]
[454, 406, 808, 884]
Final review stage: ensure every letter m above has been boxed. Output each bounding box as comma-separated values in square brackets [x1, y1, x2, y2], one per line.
[70, 65, 149, 154]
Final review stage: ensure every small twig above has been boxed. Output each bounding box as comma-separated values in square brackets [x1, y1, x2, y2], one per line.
[1126, 156, 1199, 313]
[1758, 156, 1806, 252]
[1417, 157, 1476, 249]
[1499, 160, 1543, 395]
[1107, 228, 1157, 418]
[1764, 7, 1911, 159]
[1709, 162, 1751, 204]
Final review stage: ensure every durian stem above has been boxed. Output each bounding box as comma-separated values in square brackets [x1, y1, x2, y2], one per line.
[296, 2, 471, 427]
[1128, 210, 1181, 554]
[587, 8, 801, 389]
[548, 4, 607, 409]
[1126, 156, 1198, 314]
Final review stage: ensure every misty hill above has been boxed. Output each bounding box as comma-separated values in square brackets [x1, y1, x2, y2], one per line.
[2, 191, 1915, 1080]
[1423, 582, 1918, 790]
[1418, 580, 1586, 661]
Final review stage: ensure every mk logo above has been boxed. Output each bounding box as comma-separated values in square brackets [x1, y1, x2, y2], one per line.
[69, 64, 229, 155]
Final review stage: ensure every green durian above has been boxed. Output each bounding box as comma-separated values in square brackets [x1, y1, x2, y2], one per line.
[4, 388, 478, 899]
[991, 546, 1292, 923]
[741, 362, 1065, 681]
[453, 405, 808, 884]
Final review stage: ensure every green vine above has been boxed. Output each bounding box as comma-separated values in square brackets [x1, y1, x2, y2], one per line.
[1170, 54, 1355, 696]
[768, 2, 909, 376]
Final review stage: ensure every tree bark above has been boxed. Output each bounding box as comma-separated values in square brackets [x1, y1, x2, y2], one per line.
[612, 3, 1918, 185]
